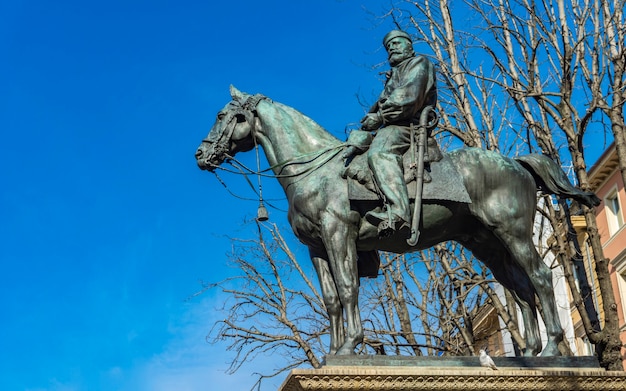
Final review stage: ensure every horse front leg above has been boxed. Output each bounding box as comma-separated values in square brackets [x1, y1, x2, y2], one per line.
[310, 251, 344, 354]
[321, 217, 363, 355]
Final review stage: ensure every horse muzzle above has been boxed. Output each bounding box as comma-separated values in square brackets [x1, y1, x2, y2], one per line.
[195, 144, 222, 172]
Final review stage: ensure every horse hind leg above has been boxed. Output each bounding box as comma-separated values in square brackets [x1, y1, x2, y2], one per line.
[462, 236, 543, 356]
[507, 239, 564, 356]
[505, 282, 542, 356]
[489, 220, 564, 356]
[310, 251, 344, 355]
[493, 265, 543, 355]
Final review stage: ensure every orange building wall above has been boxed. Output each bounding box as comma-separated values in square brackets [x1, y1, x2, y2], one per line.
[595, 174, 626, 257]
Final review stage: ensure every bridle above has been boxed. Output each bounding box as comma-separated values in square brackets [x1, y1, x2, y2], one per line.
[200, 93, 267, 168]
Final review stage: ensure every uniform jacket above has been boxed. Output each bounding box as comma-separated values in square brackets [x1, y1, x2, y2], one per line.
[370, 55, 437, 126]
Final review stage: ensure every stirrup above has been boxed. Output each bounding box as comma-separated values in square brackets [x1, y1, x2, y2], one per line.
[366, 210, 410, 238]
[377, 219, 410, 238]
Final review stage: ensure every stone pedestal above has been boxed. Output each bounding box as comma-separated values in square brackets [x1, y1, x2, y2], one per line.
[278, 355, 626, 390]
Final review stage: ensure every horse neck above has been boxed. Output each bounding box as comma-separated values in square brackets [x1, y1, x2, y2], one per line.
[254, 100, 341, 180]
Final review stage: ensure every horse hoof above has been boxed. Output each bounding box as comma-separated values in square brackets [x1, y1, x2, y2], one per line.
[539, 344, 562, 357]
[523, 348, 539, 357]
[336, 345, 356, 355]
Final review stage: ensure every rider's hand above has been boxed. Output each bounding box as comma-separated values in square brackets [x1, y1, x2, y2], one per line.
[342, 146, 360, 160]
[360, 113, 383, 131]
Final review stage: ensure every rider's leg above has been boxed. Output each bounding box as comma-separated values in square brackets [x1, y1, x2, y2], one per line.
[365, 125, 411, 232]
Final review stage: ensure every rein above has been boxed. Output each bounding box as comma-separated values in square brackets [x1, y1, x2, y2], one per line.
[218, 144, 345, 179]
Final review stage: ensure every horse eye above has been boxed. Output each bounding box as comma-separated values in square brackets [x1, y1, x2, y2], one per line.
[217, 112, 225, 121]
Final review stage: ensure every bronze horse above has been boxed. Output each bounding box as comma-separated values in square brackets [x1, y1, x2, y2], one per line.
[195, 86, 599, 357]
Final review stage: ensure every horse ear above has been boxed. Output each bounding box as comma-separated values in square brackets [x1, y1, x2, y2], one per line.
[230, 85, 247, 102]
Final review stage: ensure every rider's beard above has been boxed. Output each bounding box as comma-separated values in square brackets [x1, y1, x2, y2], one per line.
[388, 48, 413, 67]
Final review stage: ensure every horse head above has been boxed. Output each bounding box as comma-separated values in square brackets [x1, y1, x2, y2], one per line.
[195, 86, 262, 171]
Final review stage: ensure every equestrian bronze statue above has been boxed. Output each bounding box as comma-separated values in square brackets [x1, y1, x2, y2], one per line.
[195, 84, 599, 357]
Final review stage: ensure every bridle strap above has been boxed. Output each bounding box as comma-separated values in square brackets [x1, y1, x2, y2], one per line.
[242, 93, 268, 112]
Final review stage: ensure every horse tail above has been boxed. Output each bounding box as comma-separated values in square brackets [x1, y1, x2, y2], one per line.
[515, 154, 601, 208]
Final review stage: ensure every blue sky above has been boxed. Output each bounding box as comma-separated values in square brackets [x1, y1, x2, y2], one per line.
[0, 1, 612, 390]
[0, 1, 396, 390]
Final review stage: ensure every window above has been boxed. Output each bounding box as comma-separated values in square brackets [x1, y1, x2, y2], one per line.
[611, 253, 626, 331]
[605, 190, 624, 236]
[618, 269, 626, 331]
[574, 322, 594, 355]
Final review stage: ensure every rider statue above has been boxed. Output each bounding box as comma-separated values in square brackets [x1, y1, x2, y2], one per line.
[345, 29, 442, 237]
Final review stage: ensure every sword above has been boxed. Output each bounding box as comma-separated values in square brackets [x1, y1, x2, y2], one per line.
[407, 107, 434, 246]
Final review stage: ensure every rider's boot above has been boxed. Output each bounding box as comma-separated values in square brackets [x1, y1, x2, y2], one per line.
[365, 152, 411, 237]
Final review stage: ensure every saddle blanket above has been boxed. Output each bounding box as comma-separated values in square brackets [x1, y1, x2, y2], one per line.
[344, 153, 472, 203]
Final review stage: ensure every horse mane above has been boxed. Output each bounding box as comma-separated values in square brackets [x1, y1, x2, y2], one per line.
[268, 100, 342, 147]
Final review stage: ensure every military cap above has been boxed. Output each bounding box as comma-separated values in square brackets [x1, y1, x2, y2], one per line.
[383, 30, 413, 47]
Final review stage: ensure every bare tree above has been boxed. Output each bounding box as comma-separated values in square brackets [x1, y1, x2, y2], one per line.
[598, 1, 626, 187]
